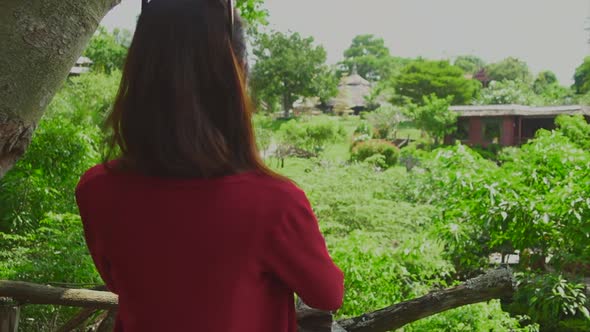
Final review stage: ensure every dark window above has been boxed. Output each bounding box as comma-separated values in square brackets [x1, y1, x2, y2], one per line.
[483, 118, 502, 144]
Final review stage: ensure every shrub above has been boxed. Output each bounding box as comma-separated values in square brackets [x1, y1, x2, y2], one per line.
[278, 116, 345, 154]
[351, 139, 399, 168]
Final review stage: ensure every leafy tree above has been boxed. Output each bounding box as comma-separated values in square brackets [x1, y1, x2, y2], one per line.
[250, 31, 338, 117]
[573, 56, 590, 94]
[339, 34, 401, 81]
[405, 94, 457, 144]
[533, 70, 558, 94]
[392, 59, 480, 105]
[485, 57, 533, 83]
[453, 55, 485, 74]
[476, 80, 538, 105]
[83, 26, 128, 74]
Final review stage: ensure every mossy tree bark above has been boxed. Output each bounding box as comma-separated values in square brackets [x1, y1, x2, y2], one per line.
[0, 0, 121, 178]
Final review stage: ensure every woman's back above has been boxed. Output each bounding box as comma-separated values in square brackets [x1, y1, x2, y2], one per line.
[77, 164, 343, 331]
[76, 0, 343, 330]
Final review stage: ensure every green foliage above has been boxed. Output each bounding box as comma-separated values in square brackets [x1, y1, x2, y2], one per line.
[486, 57, 533, 83]
[391, 59, 480, 105]
[353, 120, 373, 137]
[253, 114, 273, 156]
[350, 139, 400, 168]
[0, 112, 101, 232]
[0, 213, 101, 331]
[0, 213, 99, 283]
[573, 56, 590, 94]
[236, 0, 269, 32]
[533, 71, 558, 94]
[338, 34, 408, 81]
[406, 300, 535, 332]
[329, 231, 453, 317]
[510, 272, 590, 331]
[278, 117, 345, 154]
[56, 71, 121, 125]
[250, 31, 337, 115]
[453, 55, 486, 74]
[366, 104, 404, 139]
[555, 114, 590, 150]
[476, 80, 538, 105]
[405, 94, 457, 144]
[83, 26, 128, 74]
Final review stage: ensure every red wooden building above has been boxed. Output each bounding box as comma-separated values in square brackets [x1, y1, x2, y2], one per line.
[448, 105, 590, 147]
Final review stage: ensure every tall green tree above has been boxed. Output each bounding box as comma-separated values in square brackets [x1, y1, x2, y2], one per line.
[454, 55, 486, 74]
[533, 70, 558, 94]
[573, 56, 590, 94]
[250, 31, 338, 117]
[392, 59, 480, 105]
[339, 34, 404, 81]
[485, 57, 533, 83]
[404, 94, 457, 144]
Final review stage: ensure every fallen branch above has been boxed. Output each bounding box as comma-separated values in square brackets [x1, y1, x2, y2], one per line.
[337, 268, 515, 332]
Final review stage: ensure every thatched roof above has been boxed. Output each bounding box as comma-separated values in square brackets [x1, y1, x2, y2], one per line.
[329, 73, 372, 109]
[450, 104, 590, 117]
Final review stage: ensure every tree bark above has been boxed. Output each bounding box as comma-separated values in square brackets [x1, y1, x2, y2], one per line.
[0, 0, 121, 178]
[337, 268, 515, 332]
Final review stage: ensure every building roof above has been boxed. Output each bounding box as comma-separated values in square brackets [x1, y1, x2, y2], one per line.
[328, 73, 372, 109]
[76, 56, 93, 65]
[450, 104, 590, 117]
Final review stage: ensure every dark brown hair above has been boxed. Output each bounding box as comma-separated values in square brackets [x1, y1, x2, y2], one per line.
[106, 0, 277, 179]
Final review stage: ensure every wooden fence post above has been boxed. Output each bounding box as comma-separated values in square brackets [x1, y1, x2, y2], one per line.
[0, 297, 19, 332]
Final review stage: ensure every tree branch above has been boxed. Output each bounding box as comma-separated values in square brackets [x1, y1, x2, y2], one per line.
[0, 281, 117, 310]
[337, 268, 515, 332]
[0, 269, 515, 332]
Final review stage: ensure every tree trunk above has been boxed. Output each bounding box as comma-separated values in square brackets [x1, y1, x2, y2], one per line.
[0, 0, 121, 178]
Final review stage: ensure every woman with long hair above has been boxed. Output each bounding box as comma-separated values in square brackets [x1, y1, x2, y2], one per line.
[75, 0, 344, 331]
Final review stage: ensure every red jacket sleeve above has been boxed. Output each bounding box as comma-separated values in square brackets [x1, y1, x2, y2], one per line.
[262, 188, 344, 311]
[75, 173, 118, 294]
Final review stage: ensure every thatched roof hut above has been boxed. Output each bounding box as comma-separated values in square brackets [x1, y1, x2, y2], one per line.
[329, 71, 372, 115]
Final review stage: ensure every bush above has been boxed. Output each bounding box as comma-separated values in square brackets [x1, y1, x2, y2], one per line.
[278, 116, 345, 154]
[351, 139, 400, 168]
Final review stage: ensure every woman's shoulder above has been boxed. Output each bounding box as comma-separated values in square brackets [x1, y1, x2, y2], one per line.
[76, 161, 119, 194]
[248, 172, 309, 204]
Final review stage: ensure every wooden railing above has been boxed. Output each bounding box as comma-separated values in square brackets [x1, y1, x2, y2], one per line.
[0, 268, 515, 332]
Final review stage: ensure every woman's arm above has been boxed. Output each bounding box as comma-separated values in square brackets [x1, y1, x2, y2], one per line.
[263, 188, 344, 311]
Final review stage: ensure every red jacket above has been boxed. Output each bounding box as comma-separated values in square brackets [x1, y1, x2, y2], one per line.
[76, 164, 344, 332]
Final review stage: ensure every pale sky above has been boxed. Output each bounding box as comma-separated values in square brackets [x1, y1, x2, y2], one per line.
[102, 0, 590, 84]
